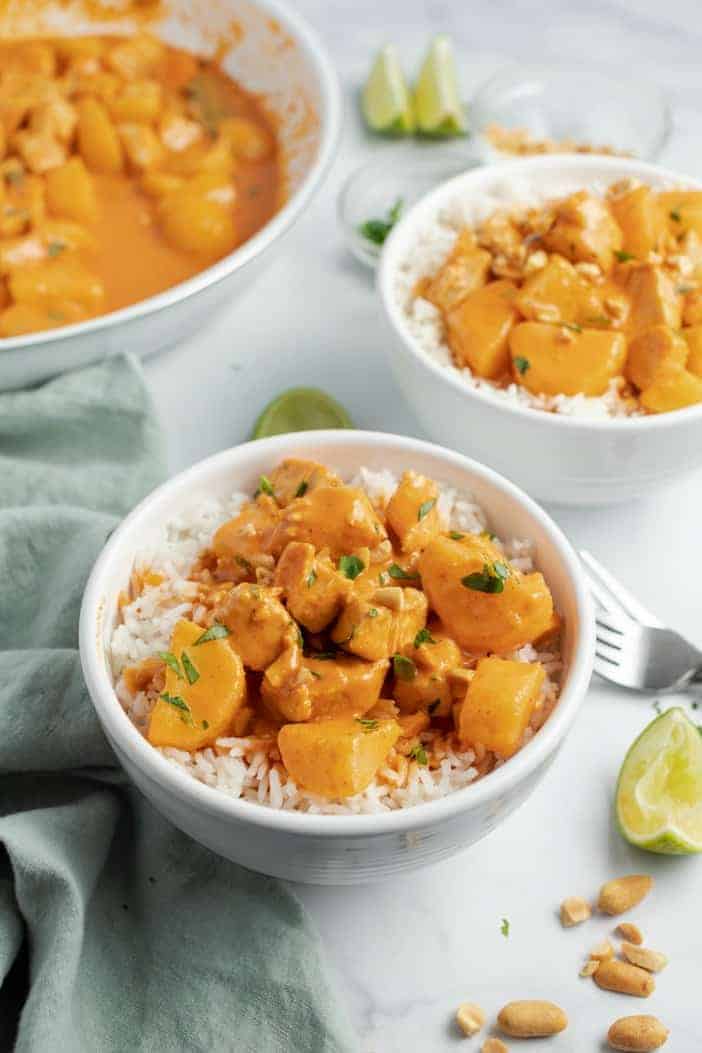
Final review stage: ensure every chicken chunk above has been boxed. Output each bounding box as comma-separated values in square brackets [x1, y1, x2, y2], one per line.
[617, 263, 681, 335]
[626, 325, 688, 391]
[392, 631, 462, 715]
[331, 586, 428, 661]
[274, 541, 350, 632]
[212, 583, 296, 670]
[514, 254, 601, 326]
[266, 457, 342, 507]
[261, 650, 388, 723]
[386, 470, 442, 553]
[211, 496, 278, 581]
[270, 485, 387, 558]
[421, 229, 492, 313]
[543, 190, 623, 271]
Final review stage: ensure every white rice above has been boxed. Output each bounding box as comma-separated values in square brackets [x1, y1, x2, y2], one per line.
[393, 175, 641, 420]
[111, 468, 563, 814]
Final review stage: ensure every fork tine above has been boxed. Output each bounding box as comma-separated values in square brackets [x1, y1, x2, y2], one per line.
[580, 550, 665, 627]
[596, 626, 623, 651]
[596, 613, 625, 637]
[595, 648, 621, 668]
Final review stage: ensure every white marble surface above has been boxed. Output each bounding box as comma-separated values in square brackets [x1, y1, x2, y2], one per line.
[146, 2, 702, 1048]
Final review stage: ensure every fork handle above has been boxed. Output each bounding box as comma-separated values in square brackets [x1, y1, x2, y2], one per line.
[687, 665, 702, 696]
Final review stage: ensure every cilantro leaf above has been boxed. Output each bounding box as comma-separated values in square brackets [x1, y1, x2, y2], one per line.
[193, 623, 230, 645]
[338, 554, 365, 580]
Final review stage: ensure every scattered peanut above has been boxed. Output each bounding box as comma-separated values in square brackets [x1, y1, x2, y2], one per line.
[481, 1039, 509, 1053]
[560, 895, 591, 927]
[617, 923, 644, 946]
[594, 959, 655, 998]
[456, 1002, 485, 1038]
[607, 1014, 669, 1051]
[590, 939, 615, 961]
[497, 1000, 568, 1038]
[621, 943, 668, 974]
[580, 959, 599, 977]
[598, 875, 653, 916]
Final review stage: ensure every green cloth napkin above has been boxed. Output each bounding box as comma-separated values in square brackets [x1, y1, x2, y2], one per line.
[0, 354, 356, 1053]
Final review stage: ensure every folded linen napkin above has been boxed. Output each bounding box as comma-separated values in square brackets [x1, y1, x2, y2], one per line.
[0, 354, 355, 1053]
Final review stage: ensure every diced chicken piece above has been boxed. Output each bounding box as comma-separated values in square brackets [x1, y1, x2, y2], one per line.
[543, 191, 623, 271]
[266, 458, 341, 507]
[640, 366, 702, 413]
[159, 112, 203, 152]
[421, 229, 492, 313]
[9, 258, 104, 311]
[212, 583, 296, 670]
[386, 470, 441, 553]
[617, 263, 681, 335]
[211, 496, 278, 581]
[270, 485, 387, 558]
[278, 717, 401, 798]
[509, 323, 627, 396]
[13, 130, 66, 174]
[110, 79, 163, 123]
[396, 709, 431, 743]
[261, 648, 387, 723]
[274, 541, 350, 632]
[514, 255, 601, 326]
[29, 95, 78, 142]
[446, 279, 518, 378]
[626, 325, 688, 391]
[393, 632, 462, 715]
[457, 656, 544, 757]
[682, 326, 702, 377]
[147, 619, 246, 750]
[682, 287, 702, 326]
[118, 122, 164, 170]
[477, 211, 523, 259]
[331, 586, 428, 661]
[418, 534, 554, 653]
[106, 33, 163, 80]
[610, 185, 665, 258]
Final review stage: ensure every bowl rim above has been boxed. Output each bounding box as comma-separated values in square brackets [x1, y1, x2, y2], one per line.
[79, 430, 595, 838]
[0, 0, 342, 353]
[378, 154, 702, 432]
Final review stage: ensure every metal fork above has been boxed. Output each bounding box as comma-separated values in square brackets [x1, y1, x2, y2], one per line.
[580, 550, 702, 695]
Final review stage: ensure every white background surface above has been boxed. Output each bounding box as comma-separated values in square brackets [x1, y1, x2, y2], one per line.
[146, 2, 702, 1048]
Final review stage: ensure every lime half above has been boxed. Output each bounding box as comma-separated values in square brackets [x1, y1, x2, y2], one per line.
[251, 388, 353, 439]
[362, 44, 415, 136]
[414, 34, 467, 137]
[616, 706, 702, 854]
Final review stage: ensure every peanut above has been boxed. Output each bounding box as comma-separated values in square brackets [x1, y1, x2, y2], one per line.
[482, 1040, 509, 1053]
[621, 943, 668, 974]
[580, 959, 599, 977]
[607, 1014, 669, 1051]
[598, 875, 653, 916]
[497, 1000, 568, 1038]
[560, 895, 591, 927]
[456, 1002, 485, 1038]
[591, 939, 615, 961]
[617, 922, 643, 945]
[594, 959, 655, 998]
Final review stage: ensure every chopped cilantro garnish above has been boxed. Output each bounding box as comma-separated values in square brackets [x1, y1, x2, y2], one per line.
[584, 314, 612, 327]
[193, 623, 230, 645]
[513, 355, 530, 375]
[157, 651, 182, 678]
[306, 569, 317, 588]
[388, 562, 419, 581]
[614, 250, 636, 262]
[414, 627, 436, 647]
[670, 208, 682, 222]
[409, 744, 428, 765]
[159, 692, 194, 725]
[235, 554, 253, 574]
[295, 480, 309, 498]
[393, 654, 417, 681]
[338, 554, 365, 580]
[257, 475, 275, 497]
[417, 497, 436, 521]
[355, 717, 379, 732]
[358, 198, 403, 246]
[47, 241, 66, 258]
[181, 651, 200, 685]
[449, 531, 465, 541]
[500, 917, 510, 938]
[367, 607, 379, 618]
[462, 561, 509, 594]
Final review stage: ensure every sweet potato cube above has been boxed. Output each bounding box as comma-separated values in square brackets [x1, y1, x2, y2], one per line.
[266, 458, 341, 507]
[515, 255, 600, 325]
[619, 264, 681, 335]
[658, 190, 702, 238]
[418, 535, 554, 653]
[219, 116, 275, 162]
[543, 191, 622, 271]
[211, 496, 278, 578]
[274, 542, 350, 632]
[640, 366, 702, 413]
[626, 325, 688, 391]
[393, 632, 462, 715]
[46, 157, 99, 225]
[9, 258, 104, 311]
[77, 97, 124, 174]
[458, 657, 544, 757]
[118, 122, 164, 170]
[682, 288, 702, 327]
[213, 583, 295, 671]
[610, 186, 665, 258]
[331, 586, 427, 661]
[682, 326, 702, 378]
[509, 322, 627, 397]
[159, 188, 236, 257]
[106, 33, 163, 80]
[270, 485, 387, 557]
[147, 619, 246, 750]
[422, 230, 492, 313]
[278, 717, 400, 798]
[110, 79, 162, 123]
[386, 470, 441, 553]
[446, 279, 518, 378]
[0, 303, 66, 336]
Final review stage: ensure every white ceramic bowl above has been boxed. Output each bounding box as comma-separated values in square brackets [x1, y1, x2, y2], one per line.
[379, 155, 702, 506]
[79, 431, 593, 885]
[0, 0, 341, 391]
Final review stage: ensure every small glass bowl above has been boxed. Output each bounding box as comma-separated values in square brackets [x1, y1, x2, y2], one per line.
[471, 63, 672, 164]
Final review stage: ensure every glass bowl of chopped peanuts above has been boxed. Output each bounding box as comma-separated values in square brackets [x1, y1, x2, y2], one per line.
[471, 63, 671, 165]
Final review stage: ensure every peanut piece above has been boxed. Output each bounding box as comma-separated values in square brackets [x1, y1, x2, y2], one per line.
[456, 1002, 485, 1038]
[560, 895, 591, 927]
[598, 875, 653, 916]
[580, 959, 599, 977]
[497, 1001, 568, 1038]
[617, 922, 643, 945]
[591, 939, 615, 961]
[482, 1040, 509, 1053]
[621, 943, 668, 974]
[607, 1014, 669, 1051]
[594, 959, 655, 998]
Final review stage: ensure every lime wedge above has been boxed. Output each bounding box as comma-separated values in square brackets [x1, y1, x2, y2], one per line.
[414, 34, 467, 137]
[616, 707, 702, 854]
[362, 44, 415, 136]
[251, 388, 353, 439]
